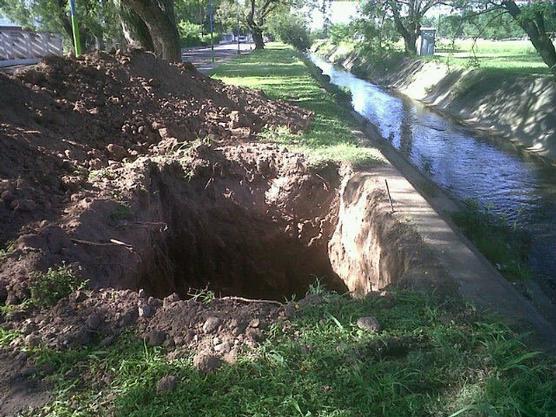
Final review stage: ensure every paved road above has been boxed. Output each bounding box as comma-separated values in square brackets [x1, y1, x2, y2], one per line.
[1, 43, 253, 74]
[182, 42, 254, 73]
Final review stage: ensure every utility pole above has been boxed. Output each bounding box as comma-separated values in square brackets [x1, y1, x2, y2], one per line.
[237, 0, 241, 55]
[209, 0, 215, 64]
[69, 0, 81, 56]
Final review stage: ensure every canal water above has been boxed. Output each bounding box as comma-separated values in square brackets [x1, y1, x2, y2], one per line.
[309, 54, 556, 300]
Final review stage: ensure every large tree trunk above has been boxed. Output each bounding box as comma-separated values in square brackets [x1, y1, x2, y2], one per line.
[118, 4, 155, 51]
[402, 31, 418, 54]
[246, 0, 265, 50]
[502, 0, 556, 75]
[252, 27, 265, 50]
[388, 0, 418, 54]
[120, 0, 181, 62]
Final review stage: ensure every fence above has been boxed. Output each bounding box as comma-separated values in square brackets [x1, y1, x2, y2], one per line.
[0, 27, 63, 67]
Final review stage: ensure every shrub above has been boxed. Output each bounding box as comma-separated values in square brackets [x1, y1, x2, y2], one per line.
[30, 264, 88, 307]
[270, 14, 312, 51]
[179, 20, 206, 47]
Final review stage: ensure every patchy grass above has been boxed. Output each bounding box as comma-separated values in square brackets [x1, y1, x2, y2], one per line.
[211, 44, 384, 167]
[433, 38, 553, 77]
[0, 240, 15, 263]
[14, 289, 556, 417]
[109, 203, 133, 223]
[452, 200, 532, 281]
[0, 327, 19, 346]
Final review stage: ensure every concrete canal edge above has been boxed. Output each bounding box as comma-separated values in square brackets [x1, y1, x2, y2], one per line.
[302, 52, 556, 349]
[350, 110, 556, 351]
[313, 44, 556, 165]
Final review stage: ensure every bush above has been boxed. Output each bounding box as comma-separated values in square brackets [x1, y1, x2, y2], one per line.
[179, 20, 222, 48]
[329, 23, 353, 45]
[30, 264, 88, 307]
[270, 14, 312, 51]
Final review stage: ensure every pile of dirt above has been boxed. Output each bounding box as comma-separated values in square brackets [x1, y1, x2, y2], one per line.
[0, 49, 312, 246]
[2, 288, 288, 359]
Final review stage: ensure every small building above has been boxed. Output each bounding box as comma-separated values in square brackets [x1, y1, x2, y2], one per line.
[0, 26, 63, 67]
[418, 28, 436, 56]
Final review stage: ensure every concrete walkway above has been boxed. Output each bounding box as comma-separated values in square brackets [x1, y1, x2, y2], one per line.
[182, 42, 254, 73]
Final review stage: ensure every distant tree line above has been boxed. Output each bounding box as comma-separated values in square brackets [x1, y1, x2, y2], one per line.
[343, 0, 556, 76]
[0, 0, 317, 61]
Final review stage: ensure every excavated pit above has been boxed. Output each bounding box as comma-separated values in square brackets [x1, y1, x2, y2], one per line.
[1, 144, 436, 305]
[136, 182, 345, 300]
[130, 145, 349, 301]
[127, 146, 436, 301]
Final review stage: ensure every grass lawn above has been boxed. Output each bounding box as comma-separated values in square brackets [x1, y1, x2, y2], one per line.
[212, 43, 384, 168]
[8, 289, 556, 417]
[434, 38, 553, 76]
[3, 45, 556, 417]
[316, 38, 553, 77]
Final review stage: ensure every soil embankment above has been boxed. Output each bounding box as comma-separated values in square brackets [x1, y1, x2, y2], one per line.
[314, 42, 556, 163]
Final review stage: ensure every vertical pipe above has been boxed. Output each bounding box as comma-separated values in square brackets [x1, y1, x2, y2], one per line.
[69, 0, 81, 56]
[237, 0, 241, 55]
[209, 0, 215, 63]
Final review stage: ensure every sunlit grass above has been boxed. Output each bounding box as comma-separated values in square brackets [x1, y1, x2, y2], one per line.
[317, 37, 551, 76]
[212, 44, 384, 167]
[433, 38, 552, 76]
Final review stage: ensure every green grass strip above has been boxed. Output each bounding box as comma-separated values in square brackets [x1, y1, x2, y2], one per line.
[212, 44, 384, 168]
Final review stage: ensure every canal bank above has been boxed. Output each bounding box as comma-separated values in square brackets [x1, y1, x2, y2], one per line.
[313, 42, 556, 164]
[305, 52, 556, 339]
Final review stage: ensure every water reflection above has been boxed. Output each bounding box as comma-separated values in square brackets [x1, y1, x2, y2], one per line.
[309, 54, 556, 293]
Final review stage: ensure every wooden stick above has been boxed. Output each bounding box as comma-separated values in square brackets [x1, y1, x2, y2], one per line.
[384, 179, 395, 213]
[71, 238, 133, 249]
[220, 296, 283, 306]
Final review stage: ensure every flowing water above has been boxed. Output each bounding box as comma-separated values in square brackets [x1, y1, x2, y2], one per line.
[309, 54, 556, 300]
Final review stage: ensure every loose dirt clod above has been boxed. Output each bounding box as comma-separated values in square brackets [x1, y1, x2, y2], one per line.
[156, 375, 178, 394]
[356, 316, 381, 333]
[193, 352, 223, 374]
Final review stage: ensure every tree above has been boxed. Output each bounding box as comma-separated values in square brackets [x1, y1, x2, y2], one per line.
[462, 1, 556, 76]
[116, 0, 155, 51]
[246, 0, 281, 49]
[385, 0, 450, 54]
[120, 0, 181, 61]
[268, 10, 311, 50]
[499, 0, 556, 76]
[0, 0, 120, 51]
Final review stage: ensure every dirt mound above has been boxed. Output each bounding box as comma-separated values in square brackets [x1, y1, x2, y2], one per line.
[0, 49, 312, 245]
[1, 288, 284, 356]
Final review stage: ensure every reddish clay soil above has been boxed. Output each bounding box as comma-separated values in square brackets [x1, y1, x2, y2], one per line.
[0, 50, 318, 302]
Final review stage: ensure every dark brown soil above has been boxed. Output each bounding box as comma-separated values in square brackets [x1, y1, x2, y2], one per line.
[0, 50, 335, 416]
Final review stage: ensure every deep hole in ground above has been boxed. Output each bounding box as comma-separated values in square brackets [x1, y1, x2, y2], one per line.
[134, 146, 349, 301]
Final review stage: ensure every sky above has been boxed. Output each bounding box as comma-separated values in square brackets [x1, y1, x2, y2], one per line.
[306, 1, 360, 30]
[0, 16, 16, 26]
